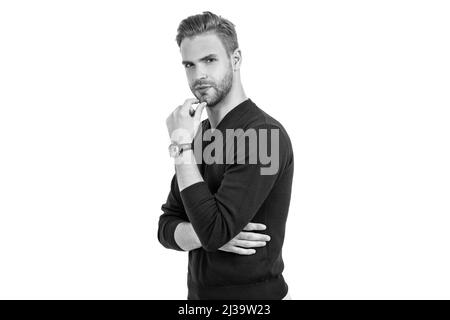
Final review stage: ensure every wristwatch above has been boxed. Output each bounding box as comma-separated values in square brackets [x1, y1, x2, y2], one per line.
[168, 141, 193, 158]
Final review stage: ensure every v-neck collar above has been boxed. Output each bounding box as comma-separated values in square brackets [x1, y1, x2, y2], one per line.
[205, 98, 253, 131]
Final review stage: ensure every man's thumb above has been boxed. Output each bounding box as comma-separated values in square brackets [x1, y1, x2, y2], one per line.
[194, 102, 206, 120]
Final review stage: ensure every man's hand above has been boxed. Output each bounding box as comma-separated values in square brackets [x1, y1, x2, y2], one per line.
[219, 223, 271, 255]
[166, 98, 206, 144]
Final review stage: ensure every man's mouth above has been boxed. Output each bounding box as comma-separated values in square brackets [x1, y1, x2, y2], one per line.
[196, 86, 212, 92]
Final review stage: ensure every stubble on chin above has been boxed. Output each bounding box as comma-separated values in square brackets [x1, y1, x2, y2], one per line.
[195, 90, 215, 107]
[192, 84, 225, 107]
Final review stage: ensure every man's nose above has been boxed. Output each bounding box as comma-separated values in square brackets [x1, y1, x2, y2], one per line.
[194, 65, 207, 80]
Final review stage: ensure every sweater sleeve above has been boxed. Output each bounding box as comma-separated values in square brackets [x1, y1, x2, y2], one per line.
[157, 173, 188, 251]
[180, 124, 290, 252]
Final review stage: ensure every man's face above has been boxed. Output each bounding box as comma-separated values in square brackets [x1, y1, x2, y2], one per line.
[180, 32, 233, 107]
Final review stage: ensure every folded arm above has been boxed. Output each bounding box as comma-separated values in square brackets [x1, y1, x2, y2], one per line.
[174, 221, 270, 254]
[176, 125, 288, 251]
[158, 174, 271, 253]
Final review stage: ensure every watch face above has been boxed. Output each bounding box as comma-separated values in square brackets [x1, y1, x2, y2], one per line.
[168, 144, 180, 157]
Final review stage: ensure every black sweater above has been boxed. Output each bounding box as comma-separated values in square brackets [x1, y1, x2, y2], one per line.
[158, 98, 294, 299]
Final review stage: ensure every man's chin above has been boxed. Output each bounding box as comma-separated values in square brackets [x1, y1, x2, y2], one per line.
[205, 94, 223, 106]
[194, 94, 209, 105]
[193, 92, 220, 107]
[198, 97, 214, 107]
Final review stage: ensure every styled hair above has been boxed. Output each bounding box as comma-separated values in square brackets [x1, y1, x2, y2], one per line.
[176, 11, 239, 55]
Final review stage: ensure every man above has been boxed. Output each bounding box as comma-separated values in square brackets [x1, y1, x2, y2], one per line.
[158, 11, 294, 300]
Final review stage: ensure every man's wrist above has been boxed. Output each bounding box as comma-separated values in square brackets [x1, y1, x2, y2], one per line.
[169, 139, 194, 159]
[171, 135, 193, 145]
[174, 148, 196, 165]
[188, 222, 202, 249]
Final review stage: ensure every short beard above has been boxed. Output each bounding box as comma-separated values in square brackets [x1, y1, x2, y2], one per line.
[193, 67, 233, 107]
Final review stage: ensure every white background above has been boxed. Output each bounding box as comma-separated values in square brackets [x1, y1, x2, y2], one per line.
[0, 0, 449, 299]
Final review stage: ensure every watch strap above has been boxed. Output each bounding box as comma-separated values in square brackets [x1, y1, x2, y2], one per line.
[178, 142, 193, 155]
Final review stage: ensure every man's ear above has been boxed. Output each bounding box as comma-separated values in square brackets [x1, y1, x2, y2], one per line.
[231, 48, 242, 71]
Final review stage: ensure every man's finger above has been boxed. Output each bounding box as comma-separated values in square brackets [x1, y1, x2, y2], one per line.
[234, 240, 267, 248]
[194, 102, 206, 120]
[233, 247, 256, 255]
[182, 98, 200, 111]
[243, 223, 267, 231]
[221, 246, 256, 255]
[237, 232, 271, 242]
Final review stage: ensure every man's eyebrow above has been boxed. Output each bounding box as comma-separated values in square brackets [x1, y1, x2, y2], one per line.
[182, 54, 218, 66]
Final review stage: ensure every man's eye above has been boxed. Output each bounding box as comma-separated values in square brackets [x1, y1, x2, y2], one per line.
[207, 58, 216, 63]
[184, 64, 193, 69]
